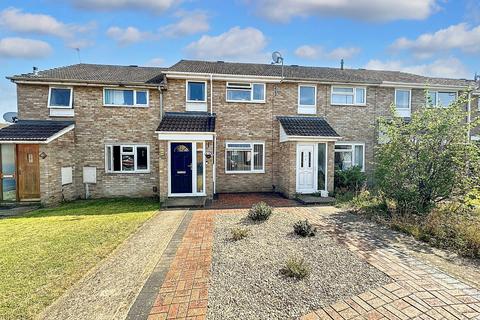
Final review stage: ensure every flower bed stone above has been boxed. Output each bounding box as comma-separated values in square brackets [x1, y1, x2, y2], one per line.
[207, 211, 391, 319]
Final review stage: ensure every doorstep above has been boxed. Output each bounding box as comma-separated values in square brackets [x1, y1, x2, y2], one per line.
[162, 196, 207, 208]
[0, 202, 40, 218]
[296, 194, 335, 205]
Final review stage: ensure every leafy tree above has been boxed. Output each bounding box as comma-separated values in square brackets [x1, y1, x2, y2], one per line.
[375, 92, 480, 214]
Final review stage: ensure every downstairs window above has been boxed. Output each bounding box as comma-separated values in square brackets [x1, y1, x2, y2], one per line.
[105, 144, 150, 173]
[334, 143, 364, 171]
[225, 142, 264, 173]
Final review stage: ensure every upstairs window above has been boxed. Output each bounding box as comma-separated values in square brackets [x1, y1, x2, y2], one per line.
[187, 81, 206, 102]
[105, 144, 149, 173]
[48, 87, 73, 108]
[334, 143, 364, 171]
[428, 91, 457, 107]
[226, 82, 265, 102]
[394, 89, 411, 117]
[104, 89, 149, 107]
[298, 85, 316, 114]
[225, 142, 264, 173]
[331, 86, 366, 105]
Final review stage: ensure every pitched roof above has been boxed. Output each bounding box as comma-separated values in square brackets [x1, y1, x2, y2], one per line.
[0, 120, 74, 142]
[277, 116, 340, 137]
[157, 112, 216, 132]
[8, 64, 165, 85]
[169, 60, 474, 87]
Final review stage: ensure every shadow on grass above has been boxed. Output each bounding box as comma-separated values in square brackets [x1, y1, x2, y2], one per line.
[18, 197, 160, 219]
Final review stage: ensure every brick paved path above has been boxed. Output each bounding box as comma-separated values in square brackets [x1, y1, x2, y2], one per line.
[297, 207, 480, 320]
[147, 210, 214, 320]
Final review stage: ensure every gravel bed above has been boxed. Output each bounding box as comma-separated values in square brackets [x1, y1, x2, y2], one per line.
[207, 211, 391, 319]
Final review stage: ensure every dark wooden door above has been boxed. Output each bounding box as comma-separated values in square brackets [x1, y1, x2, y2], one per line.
[17, 144, 40, 200]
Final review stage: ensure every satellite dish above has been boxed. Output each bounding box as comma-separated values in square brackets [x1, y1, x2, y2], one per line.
[272, 51, 283, 64]
[3, 112, 18, 123]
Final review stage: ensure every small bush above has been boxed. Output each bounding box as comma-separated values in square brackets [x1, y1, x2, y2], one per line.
[334, 166, 367, 193]
[248, 202, 272, 221]
[230, 227, 249, 241]
[293, 219, 317, 237]
[281, 257, 310, 279]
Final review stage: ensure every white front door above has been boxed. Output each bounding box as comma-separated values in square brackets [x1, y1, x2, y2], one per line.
[296, 144, 316, 193]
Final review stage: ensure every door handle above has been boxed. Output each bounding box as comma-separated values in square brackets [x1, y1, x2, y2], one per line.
[177, 171, 186, 174]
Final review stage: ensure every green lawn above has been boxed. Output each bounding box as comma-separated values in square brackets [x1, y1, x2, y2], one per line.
[0, 198, 158, 319]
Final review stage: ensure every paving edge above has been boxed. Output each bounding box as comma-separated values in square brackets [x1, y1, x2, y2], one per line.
[126, 209, 193, 320]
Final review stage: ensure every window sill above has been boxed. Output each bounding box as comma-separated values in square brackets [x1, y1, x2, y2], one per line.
[225, 100, 266, 104]
[105, 171, 151, 174]
[225, 171, 265, 174]
[48, 106, 73, 109]
[331, 104, 367, 107]
[103, 105, 149, 108]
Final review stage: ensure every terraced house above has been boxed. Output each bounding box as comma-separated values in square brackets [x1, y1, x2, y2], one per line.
[1, 60, 479, 205]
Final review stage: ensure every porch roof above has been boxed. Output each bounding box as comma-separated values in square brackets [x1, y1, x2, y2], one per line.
[156, 112, 216, 133]
[0, 120, 74, 143]
[277, 116, 340, 140]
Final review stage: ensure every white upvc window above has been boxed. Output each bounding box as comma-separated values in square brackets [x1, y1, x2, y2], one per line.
[103, 88, 149, 107]
[105, 144, 150, 173]
[186, 80, 207, 111]
[427, 90, 457, 107]
[226, 82, 265, 103]
[48, 87, 73, 108]
[394, 89, 411, 118]
[298, 84, 317, 114]
[331, 86, 366, 106]
[225, 142, 265, 173]
[334, 143, 365, 171]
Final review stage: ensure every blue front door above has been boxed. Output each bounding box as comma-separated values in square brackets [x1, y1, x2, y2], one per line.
[171, 143, 193, 194]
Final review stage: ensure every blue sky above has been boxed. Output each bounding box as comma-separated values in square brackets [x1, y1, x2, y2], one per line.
[0, 0, 479, 118]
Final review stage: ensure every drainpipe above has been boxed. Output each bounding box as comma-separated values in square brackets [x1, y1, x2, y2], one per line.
[158, 86, 163, 118]
[210, 73, 213, 115]
[467, 92, 471, 142]
[213, 135, 216, 195]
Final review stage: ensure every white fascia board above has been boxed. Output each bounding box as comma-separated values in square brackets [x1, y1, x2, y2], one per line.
[157, 131, 215, 141]
[280, 135, 341, 143]
[165, 71, 282, 83]
[380, 81, 473, 91]
[12, 80, 162, 89]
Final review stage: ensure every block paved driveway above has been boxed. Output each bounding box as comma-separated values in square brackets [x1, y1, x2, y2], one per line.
[132, 202, 480, 320]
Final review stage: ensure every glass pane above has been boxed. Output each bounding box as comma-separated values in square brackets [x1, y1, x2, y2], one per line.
[136, 91, 148, 105]
[50, 88, 71, 107]
[333, 87, 354, 93]
[317, 143, 326, 191]
[106, 146, 112, 171]
[332, 94, 354, 105]
[428, 91, 437, 106]
[136, 147, 148, 170]
[196, 142, 203, 193]
[113, 146, 121, 171]
[105, 89, 134, 105]
[226, 150, 251, 171]
[300, 86, 315, 105]
[122, 146, 134, 153]
[122, 155, 134, 171]
[354, 145, 364, 169]
[3, 179, 16, 201]
[1, 145, 15, 175]
[355, 88, 365, 104]
[252, 84, 264, 101]
[253, 144, 263, 170]
[227, 143, 251, 149]
[335, 151, 352, 170]
[395, 90, 410, 109]
[437, 92, 456, 107]
[188, 82, 205, 101]
[335, 145, 351, 150]
[227, 89, 251, 101]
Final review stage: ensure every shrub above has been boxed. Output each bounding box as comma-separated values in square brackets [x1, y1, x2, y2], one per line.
[280, 257, 310, 279]
[334, 166, 367, 193]
[293, 219, 317, 237]
[248, 202, 272, 221]
[230, 227, 249, 241]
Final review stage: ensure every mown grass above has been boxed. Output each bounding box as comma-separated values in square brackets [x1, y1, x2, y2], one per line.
[0, 198, 158, 319]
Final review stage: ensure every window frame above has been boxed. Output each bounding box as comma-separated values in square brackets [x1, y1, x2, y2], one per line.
[334, 142, 365, 172]
[48, 86, 73, 109]
[427, 90, 458, 108]
[225, 82, 266, 103]
[186, 80, 207, 103]
[105, 144, 150, 173]
[330, 86, 367, 106]
[225, 141, 265, 174]
[298, 84, 317, 114]
[103, 88, 149, 107]
[394, 88, 412, 117]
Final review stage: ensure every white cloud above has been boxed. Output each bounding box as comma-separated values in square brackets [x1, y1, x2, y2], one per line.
[106, 26, 152, 45]
[251, 0, 438, 22]
[390, 23, 480, 59]
[72, 0, 177, 13]
[146, 57, 165, 66]
[160, 11, 209, 38]
[364, 57, 470, 79]
[0, 37, 52, 59]
[0, 7, 94, 39]
[295, 45, 360, 60]
[186, 27, 269, 62]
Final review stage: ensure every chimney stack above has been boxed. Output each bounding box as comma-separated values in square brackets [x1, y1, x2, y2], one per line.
[340, 59, 344, 70]
[33, 66, 38, 76]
